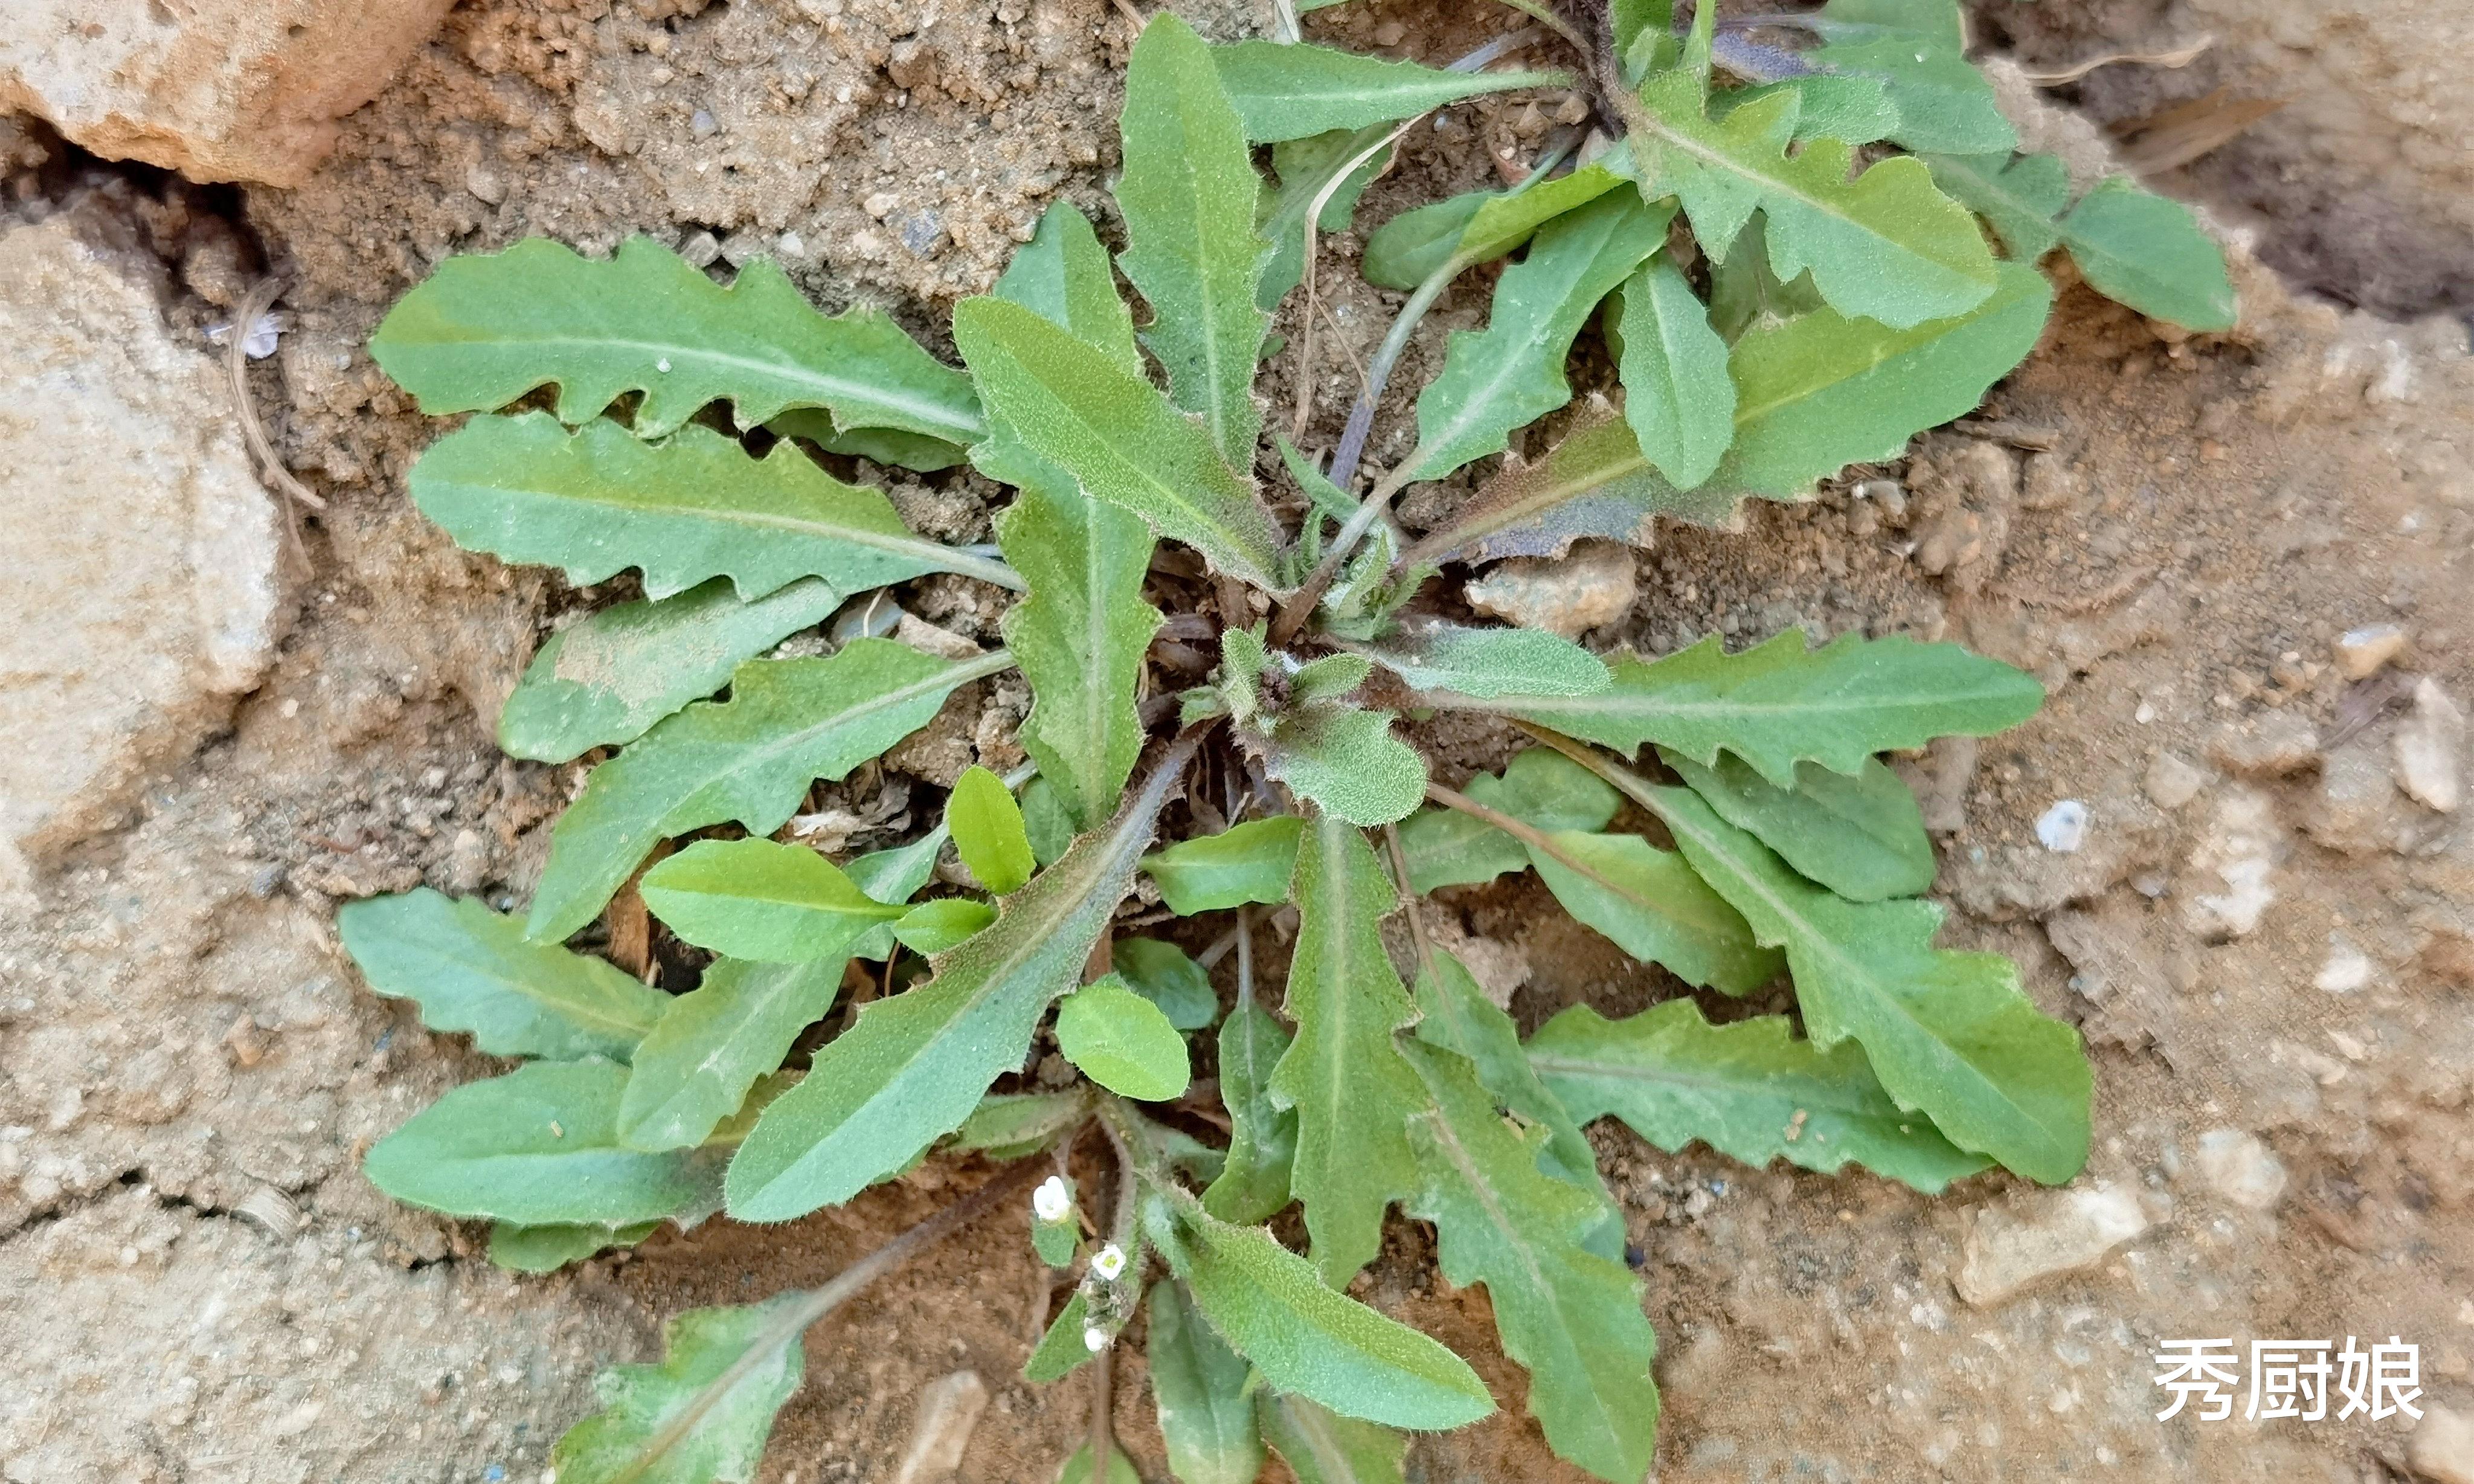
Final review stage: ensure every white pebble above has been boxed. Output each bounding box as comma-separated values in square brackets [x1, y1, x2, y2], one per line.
[2035, 800, 2089, 853]
[2315, 938, 2372, 994]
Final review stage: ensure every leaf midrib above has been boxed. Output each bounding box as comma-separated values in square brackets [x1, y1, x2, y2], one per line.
[434, 943, 660, 1040]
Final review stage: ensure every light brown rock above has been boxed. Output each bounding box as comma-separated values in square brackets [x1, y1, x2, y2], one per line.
[1464, 541, 1637, 639]
[2396, 678, 2467, 813]
[891, 1370, 990, 1484]
[0, 211, 281, 870]
[2411, 1404, 2474, 1484]
[1956, 1184, 2150, 1307]
[0, 0, 454, 186]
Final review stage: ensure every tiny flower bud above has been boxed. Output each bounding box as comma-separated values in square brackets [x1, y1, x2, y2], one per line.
[1082, 1326, 1109, 1353]
[1032, 1176, 1072, 1224]
[1091, 1243, 1127, 1281]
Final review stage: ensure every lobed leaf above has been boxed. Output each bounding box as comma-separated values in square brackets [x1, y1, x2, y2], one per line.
[640, 838, 904, 962]
[1258, 1393, 1409, 1484]
[1148, 1280, 1267, 1484]
[370, 235, 983, 443]
[995, 201, 1143, 373]
[1665, 749, 1935, 901]
[768, 411, 969, 473]
[1806, 0, 2017, 156]
[551, 1299, 805, 1484]
[1202, 997, 1298, 1225]
[1149, 1192, 1495, 1431]
[1210, 40, 1563, 142]
[1056, 975, 1192, 1101]
[722, 742, 1191, 1220]
[1918, 149, 2068, 263]
[1392, 747, 1618, 895]
[364, 1059, 721, 1227]
[1613, 257, 1735, 489]
[1487, 629, 2045, 788]
[1268, 814, 1427, 1283]
[1143, 815, 1303, 915]
[617, 957, 844, 1152]
[1353, 617, 1609, 700]
[1528, 1000, 1993, 1193]
[528, 642, 1011, 942]
[948, 765, 1036, 895]
[954, 295, 1284, 589]
[1117, 14, 1273, 467]
[1255, 704, 1429, 829]
[1410, 950, 1611, 1229]
[1402, 1039, 1660, 1482]
[411, 412, 998, 603]
[338, 888, 667, 1061]
[498, 576, 842, 764]
[1409, 189, 1674, 483]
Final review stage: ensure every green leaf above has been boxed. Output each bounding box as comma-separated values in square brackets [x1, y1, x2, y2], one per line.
[1398, 398, 1752, 567]
[948, 765, 1036, 895]
[953, 296, 1284, 589]
[1410, 950, 1607, 1212]
[1410, 189, 1674, 482]
[370, 235, 984, 443]
[1401, 1039, 1660, 1482]
[365, 1060, 721, 1226]
[1494, 629, 2045, 787]
[617, 957, 844, 1152]
[1723, 72, 1900, 147]
[551, 1299, 805, 1484]
[338, 888, 668, 1061]
[1258, 1394, 1408, 1484]
[1362, 162, 1631, 291]
[1918, 150, 2069, 263]
[1707, 213, 1827, 341]
[1143, 815, 1302, 916]
[995, 201, 1142, 374]
[1210, 40, 1563, 142]
[890, 898, 997, 954]
[1020, 777, 1076, 867]
[847, 829, 948, 960]
[996, 482, 1161, 832]
[640, 838, 904, 962]
[1149, 1280, 1266, 1484]
[1665, 750, 1934, 901]
[1262, 128, 1390, 310]
[498, 577, 841, 764]
[769, 411, 969, 473]
[1056, 1443, 1142, 1484]
[1034, 1210, 1082, 1270]
[723, 747, 1191, 1219]
[1724, 259, 2054, 495]
[1117, 13, 1272, 466]
[1614, 257, 1735, 488]
[1528, 1000, 1993, 1192]
[1807, 10, 2017, 155]
[1622, 776, 2090, 1183]
[1355, 618, 1610, 700]
[411, 412, 1003, 603]
[1149, 1192, 1495, 1430]
[489, 1219, 660, 1273]
[949, 1090, 1089, 1159]
[2057, 176, 2238, 331]
[1525, 829, 1782, 994]
[1257, 705, 1428, 829]
[1268, 814, 1425, 1283]
[1113, 938, 1218, 1030]
[529, 641, 1010, 942]
[1392, 747, 1619, 895]
[1202, 998, 1298, 1224]
[1360, 190, 1487, 291]
[1624, 22, 1998, 329]
[1026, 1290, 1099, 1383]
[1056, 975, 1192, 1100]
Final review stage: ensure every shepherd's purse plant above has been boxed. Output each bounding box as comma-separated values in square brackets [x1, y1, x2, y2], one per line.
[341, 2, 2233, 1479]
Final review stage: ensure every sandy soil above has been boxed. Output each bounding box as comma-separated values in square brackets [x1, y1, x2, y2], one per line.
[1, 2, 2469, 1481]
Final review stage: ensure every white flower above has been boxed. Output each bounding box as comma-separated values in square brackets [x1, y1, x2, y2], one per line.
[1091, 1243, 1127, 1281]
[1082, 1326, 1109, 1353]
[1032, 1175, 1072, 1224]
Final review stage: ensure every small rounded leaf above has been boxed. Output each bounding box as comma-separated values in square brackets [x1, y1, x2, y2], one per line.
[890, 898, 997, 955]
[948, 765, 1036, 895]
[1056, 976, 1190, 1101]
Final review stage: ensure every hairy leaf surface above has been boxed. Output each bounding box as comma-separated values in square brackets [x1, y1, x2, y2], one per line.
[1361, 162, 1630, 291]
[1491, 630, 2044, 787]
[2058, 176, 2238, 330]
[639, 838, 904, 962]
[1024, 1291, 1099, 1383]
[1402, 1039, 1660, 1482]
[1210, 40, 1562, 141]
[995, 201, 1143, 372]
[412, 414, 1006, 603]
[339, 888, 667, 1061]
[1257, 704, 1428, 828]
[1151, 1193, 1494, 1430]
[1269, 814, 1427, 1283]
[1355, 618, 1608, 700]
[1258, 1394, 1409, 1484]
[954, 296, 1284, 588]
[1118, 14, 1272, 465]
[1807, 3, 2016, 156]
[1528, 1000, 1993, 1192]
[1148, 1280, 1266, 1484]
[617, 957, 844, 1152]
[529, 643, 1010, 941]
[371, 236, 983, 443]
[1614, 257, 1735, 488]
[723, 744, 1189, 1219]
[551, 1299, 805, 1484]
[1665, 750, 1934, 901]
[947, 1090, 1089, 1159]
[1410, 951, 1609, 1220]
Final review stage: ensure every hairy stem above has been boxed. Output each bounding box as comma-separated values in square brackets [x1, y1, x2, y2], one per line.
[604, 1159, 1045, 1484]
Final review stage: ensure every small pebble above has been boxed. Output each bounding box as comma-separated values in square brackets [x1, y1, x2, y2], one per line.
[2394, 677, 2466, 812]
[678, 230, 721, 268]
[2144, 753, 2206, 811]
[2035, 800, 2089, 852]
[2334, 623, 2407, 678]
[2315, 938, 2373, 993]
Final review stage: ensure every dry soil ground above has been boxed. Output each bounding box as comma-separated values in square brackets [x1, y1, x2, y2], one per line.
[1, 2, 2469, 1482]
